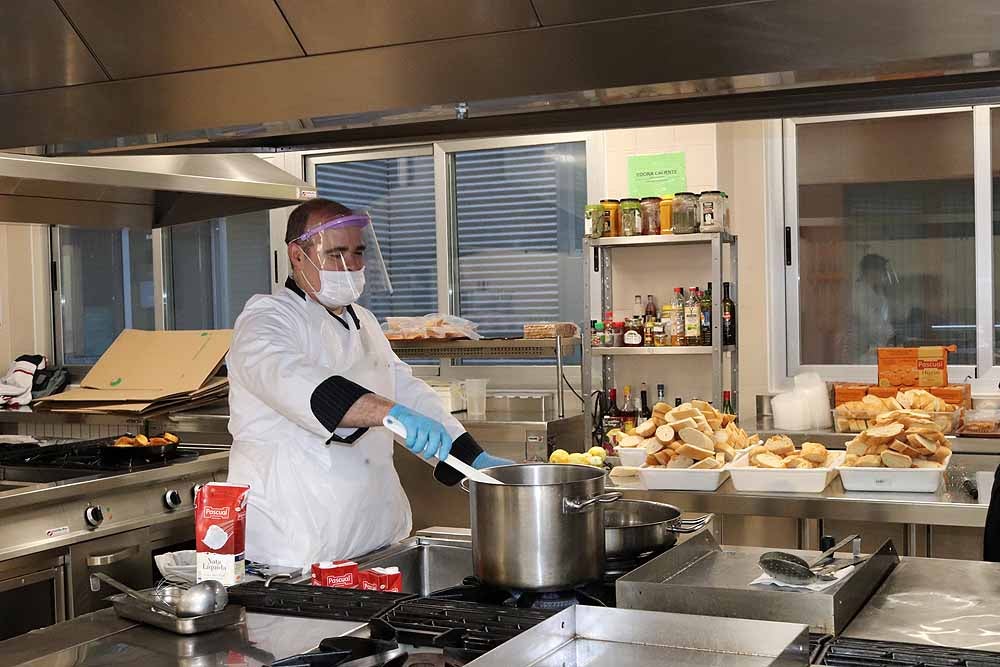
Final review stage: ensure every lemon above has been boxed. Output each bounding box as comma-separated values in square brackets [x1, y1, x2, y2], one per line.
[567, 452, 589, 465]
[549, 449, 571, 464]
[588, 446, 608, 461]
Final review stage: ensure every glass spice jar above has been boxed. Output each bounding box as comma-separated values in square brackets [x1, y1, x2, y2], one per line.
[640, 196, 661, 235]
[671, 192, 699, 234]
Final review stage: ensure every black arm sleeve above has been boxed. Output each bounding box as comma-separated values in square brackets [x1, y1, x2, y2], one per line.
[433, 432, 484, 486]
[310, 375, 373, 444]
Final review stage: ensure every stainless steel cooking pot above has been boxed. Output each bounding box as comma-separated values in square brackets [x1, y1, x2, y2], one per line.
[464, 463, 621, 591]
[604, 500, 711, 560]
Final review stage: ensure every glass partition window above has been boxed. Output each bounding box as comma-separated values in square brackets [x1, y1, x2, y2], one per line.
[56, 227, 153, 365]
[314, 155, 437, 322]
[166, 211, 272, 330]
[451, 142, 587, 339]
[793, 112, 975, 367]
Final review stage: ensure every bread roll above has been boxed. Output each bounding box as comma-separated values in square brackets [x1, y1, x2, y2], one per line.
[754, 453, 784, 469]
[676, 443, 715, 461]
[667, 455, 695, 469]
[609, 466, 640, 478]
[855, 454, 882, 468]
[932, 445, 951, 463]
[635, 420, 658, 438]
[691, 457, 721, 470]
[716, 441, 736, 462]
[715, 452, 726, 466]
[912, 459, 943, 469]
[654, 425, 675, 445]
[679, 427, 715, 452]
[881, 450, 912, 469]
[764, 439, 795, 457]
[666, 417, 698, 432]
[781, 455, 811, 469]
[620, 435, 644, 449]
[643, 438, 665, 455]
[844, 453, 860, 467]
[653, 450, 673, 466]
[907, 433, 938, 455]
[801, 442, 828, 464]
[846, 439, 869, 457]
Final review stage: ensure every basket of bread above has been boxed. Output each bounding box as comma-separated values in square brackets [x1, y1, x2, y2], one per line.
[729, 436, 844, 493]
[833, 389, 959, 434]
[837, 410, 952, 492]
[611, 400, 758, 490]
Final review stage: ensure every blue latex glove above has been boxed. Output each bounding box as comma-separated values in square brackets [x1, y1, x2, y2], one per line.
[473, 451, 514, 469]
[388, 404, 454, 461]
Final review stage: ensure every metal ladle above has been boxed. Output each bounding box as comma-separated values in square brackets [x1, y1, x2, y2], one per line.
[758, 534, 861, 586]
[95, 572, 228, 617]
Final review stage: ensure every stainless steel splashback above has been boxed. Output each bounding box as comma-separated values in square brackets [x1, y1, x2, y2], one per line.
[3, 1, 1000, 154]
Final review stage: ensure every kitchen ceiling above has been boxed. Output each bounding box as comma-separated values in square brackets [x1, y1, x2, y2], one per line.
[2, 1, 1000, 154]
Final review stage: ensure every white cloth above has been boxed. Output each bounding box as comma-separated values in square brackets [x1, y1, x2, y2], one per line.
[0, 357, 44, 407]
[226, 286, 465, 568]
[750, 565, 854, 591]
[845, 281, 893, 363]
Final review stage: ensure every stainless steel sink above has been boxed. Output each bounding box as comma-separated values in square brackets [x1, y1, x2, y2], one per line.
[355, 536, 473, 596]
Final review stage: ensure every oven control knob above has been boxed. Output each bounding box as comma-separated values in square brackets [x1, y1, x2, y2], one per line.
[163, 490, 182, 510]
[84, 506, 104, 527]
[192, 483, 203, 500]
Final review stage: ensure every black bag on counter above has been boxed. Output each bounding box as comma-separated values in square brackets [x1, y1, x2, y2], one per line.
[32, 366, 69, 400]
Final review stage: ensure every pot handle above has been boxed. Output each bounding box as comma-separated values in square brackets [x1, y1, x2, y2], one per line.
[668, 514, 713, 533]
[563, 491, 622, 513]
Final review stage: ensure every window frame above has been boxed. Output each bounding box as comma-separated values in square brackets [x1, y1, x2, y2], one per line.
[301, 132, 605, 388]
[777, 106, 993, 386]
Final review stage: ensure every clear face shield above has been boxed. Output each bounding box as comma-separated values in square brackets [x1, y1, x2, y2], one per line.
[290, 212, 392, 307]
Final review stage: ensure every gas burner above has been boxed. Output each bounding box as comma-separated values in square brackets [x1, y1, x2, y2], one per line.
[227, 581, 411, 622]
[431, 577, 608, 609]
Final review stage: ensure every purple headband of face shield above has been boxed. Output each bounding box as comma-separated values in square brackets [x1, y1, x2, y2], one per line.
[293, 213, 370, 243]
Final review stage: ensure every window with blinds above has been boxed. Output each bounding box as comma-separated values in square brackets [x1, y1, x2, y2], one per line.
[452, 142, 586, 359]
[167, 211, 271, 330]
[314, 156, 437, 322]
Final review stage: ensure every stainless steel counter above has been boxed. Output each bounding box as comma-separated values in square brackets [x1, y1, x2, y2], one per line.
[0, 608, 364, 667]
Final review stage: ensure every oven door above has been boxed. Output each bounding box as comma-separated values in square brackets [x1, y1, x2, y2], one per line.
[69, 527, 152, 617]
[0, 551, 66, 641]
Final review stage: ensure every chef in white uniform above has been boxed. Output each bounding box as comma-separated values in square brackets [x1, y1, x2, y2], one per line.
[226, 198, 510, 568]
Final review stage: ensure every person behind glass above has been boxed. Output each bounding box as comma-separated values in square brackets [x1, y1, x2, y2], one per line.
[844, 253, 895, 363]
[225, 198, 513, 568]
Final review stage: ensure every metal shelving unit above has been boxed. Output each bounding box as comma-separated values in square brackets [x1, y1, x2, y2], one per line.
[582, 233, 738, 441]
[391, 337, 581, 418]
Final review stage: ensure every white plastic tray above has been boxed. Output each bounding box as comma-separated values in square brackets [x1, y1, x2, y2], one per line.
[837, 455, 952, 493]
[637, 465, 730, 491]
[728, 451, 844, 493]
[615, 447, 648, 468]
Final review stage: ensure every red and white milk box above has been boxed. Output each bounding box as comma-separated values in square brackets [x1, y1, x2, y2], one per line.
[311, 560, 359, 588]
[194, 482, 250, 586]
[358, 567, 403, 592]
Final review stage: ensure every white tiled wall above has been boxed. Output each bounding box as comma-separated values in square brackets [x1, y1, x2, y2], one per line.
[603, 124, 718, 196]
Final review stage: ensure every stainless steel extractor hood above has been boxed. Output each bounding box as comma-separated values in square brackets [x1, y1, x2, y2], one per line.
[4, 0, 1000, 155]
[0, 153, 315, 229]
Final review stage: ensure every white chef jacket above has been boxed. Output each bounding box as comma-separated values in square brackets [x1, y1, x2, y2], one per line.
[226, 281, 465, 568]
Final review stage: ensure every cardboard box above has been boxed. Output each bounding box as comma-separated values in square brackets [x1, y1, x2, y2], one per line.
[929, 384, 973, 409]
[36, 330, 231, 413]
[833, 383, 869, 406]
[877, 346, 954, 388]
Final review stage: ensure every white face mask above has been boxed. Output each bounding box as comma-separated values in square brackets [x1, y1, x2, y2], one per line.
[298, 249, 365, 308]
[315, 268, 365, 308]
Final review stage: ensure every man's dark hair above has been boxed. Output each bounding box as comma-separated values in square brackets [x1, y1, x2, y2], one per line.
[285, 198, 352, 245]
[860, 253, 889, 274]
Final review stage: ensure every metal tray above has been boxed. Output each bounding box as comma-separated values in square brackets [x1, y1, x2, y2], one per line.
[109, 592, 246, 635]
[465, 605, 810, 666]
[616, 531, 899, 635]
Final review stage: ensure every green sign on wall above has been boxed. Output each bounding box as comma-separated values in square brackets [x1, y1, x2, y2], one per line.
[627, 152, 687, 198]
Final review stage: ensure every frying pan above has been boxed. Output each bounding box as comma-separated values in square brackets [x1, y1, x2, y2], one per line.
[99, 439, 177, 464]
[604, 500, 712, 560]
